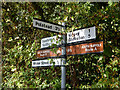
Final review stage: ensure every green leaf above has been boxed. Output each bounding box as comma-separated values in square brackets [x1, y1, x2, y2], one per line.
[113, 67, 117, 71]
[64, 15, 68, 21]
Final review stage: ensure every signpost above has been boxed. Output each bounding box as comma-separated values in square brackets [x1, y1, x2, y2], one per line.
[67, 26, 96, 43]
[32, 58, 64, 67]
[33, 18, 64, 33]
[41, 35, 62, 48]
[33, 18, 103, 89]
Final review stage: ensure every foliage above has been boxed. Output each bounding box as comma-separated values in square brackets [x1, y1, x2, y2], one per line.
[2, 2, 120, 89]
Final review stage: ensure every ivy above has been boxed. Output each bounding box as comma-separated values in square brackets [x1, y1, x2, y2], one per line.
[2, 2, 120, 89]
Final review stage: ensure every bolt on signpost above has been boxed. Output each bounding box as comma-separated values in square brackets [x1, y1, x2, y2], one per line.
[33, 18, 103, 89]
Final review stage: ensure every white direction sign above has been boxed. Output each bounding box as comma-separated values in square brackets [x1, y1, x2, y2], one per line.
[67, 26, 96, 43]
[41, 35, 62, 48]
[33, 18, 63, 33]
[32, 58, 64, 67]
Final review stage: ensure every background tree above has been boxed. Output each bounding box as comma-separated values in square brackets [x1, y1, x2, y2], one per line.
[2, 2, 120, 89]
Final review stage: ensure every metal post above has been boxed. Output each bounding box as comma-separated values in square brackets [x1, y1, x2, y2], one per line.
[61, 22, 66, 90]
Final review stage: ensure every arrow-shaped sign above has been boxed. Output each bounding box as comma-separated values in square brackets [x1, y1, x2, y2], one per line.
[33, 18, 64, 33]
[32, 58, 64, 67]
[37, 41, 103, 59]
[67, 26, 96, 43]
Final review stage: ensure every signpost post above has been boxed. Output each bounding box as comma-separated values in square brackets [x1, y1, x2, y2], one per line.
[33, 18, 103, 89]
[61, 22, 66, 90]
